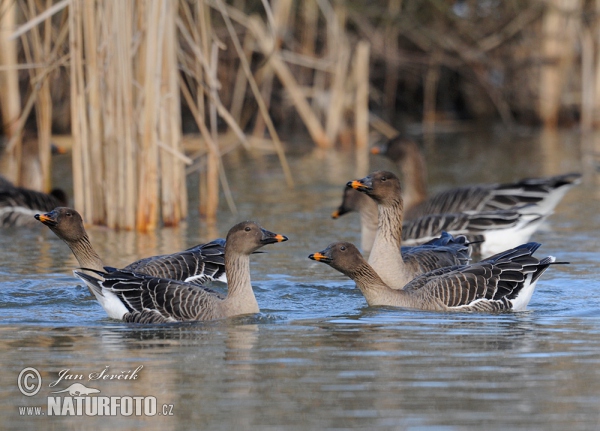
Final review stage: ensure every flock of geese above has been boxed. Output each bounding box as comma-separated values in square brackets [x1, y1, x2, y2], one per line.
[3, 136, 581, 323]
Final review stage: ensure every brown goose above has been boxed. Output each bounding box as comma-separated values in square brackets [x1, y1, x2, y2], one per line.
[371, 135, 582, 220]
[309, 241, 557, 312]
[347, 171, 545, 289]
[74, 221, 288, 323]
[0, 176, 68, 227]
[35, 207, 226, 285]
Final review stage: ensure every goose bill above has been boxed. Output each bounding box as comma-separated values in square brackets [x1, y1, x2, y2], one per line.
[346, 179, 372, 192]
[34, 212, 58, 227]
[260, 229, 288, 245]
[309, 252, 331, 264]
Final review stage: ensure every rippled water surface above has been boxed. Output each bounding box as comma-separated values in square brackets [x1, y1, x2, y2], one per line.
[1, 128, 599, 430]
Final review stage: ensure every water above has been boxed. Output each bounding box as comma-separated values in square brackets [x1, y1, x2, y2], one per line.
[1, 127, 599, 430]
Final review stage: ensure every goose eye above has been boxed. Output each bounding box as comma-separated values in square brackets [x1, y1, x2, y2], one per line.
[340, 245, 346, 251]
[244, 226, 251, 232]
[380, 176, 387, 182]
[66, 212, 72, 217]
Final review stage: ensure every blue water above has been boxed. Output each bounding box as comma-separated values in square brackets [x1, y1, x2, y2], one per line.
[1, 128, 599, 430]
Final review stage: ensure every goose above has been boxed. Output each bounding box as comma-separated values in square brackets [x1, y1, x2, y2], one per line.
[331, 184, 474, 270]
[35, 207, 226, 285]
[0, 176, 68, 227]
[73, 221, 288, 323]
[309, 241, 558, 312]
[347, 171, 546, 289]
[333, 187, 475, 289]
[371, 135, 582, 220]
[331, 182, 535, 256]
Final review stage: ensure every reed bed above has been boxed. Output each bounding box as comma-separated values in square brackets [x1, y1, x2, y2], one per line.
[2, 0, 600, 229]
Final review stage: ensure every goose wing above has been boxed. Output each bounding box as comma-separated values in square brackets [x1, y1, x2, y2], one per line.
[401, 232, 472, 273]
[407, 173, 581, 219]
[403, 242, 553, 312]
[75, 269, 225, 322]
[124, 239, 226, 285]
[487, 173, 582, 214]
[402, 210, 523, 242]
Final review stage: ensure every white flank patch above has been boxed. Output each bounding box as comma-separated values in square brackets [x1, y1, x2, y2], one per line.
[95, 290, 129, 320]
[74, 272, 128, 320]
[510, 256, 556, 311]
[480, 214, 547, 256]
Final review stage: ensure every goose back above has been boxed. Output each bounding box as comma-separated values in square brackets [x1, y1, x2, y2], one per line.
[372, 135, 581, 221]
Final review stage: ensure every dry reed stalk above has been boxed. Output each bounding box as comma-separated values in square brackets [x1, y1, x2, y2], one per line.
[252, 0, 292, 140]
[179, 76, 237, 216]
[539, 0, 582, 128]
[354, 41, 370, 177]
[17, 0, 52, 191]
[205, 41, 220, 222]
[216, 0, 294, 186]
[383, 0, 401, 113]
[68, 0, 88, 221]
[9, 0, 69, 41]
[0, 0, 22, 183]
[324, 2, 349, 145]
[325, 41, 349, 144]
[160, 0, 185, 226]
[196, 0, 211, 218]
[354, 41, 369, 149]
[3, 6, 69, 161]
[136, 0, 163, 231]
[243, 13, 328, 152]
[83, 0, 104, 225]
[369, 113, 398, 138]
[100, 0, 136, 229]
[229, 30, 254, 125]
[299, 0, 318, 85]
[581, 28, 594, 131]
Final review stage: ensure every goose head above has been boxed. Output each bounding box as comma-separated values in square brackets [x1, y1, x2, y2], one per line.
[370, 135, 419, 164]
[35, 207, 86, 242]
[309, 241, 365, 277]
[346, 171, 402, 206]
[225, 221, 288, 255]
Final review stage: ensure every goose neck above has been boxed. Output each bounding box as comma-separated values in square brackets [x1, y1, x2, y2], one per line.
[67, 234, 105, 272]
[224, 252, 259, 314]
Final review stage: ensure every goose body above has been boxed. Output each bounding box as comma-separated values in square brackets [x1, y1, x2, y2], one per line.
[74, 221, 288, 323]
[400, 209, 546, 256]
[309, 241, 557, 312]
[332, 185, 543, 255]
[36, 207, 226, 285]
[372, 136, 581, 220]
[348, 171, 546, 289]
[331, 187, 474, 265]
[0, 177, 68, 227]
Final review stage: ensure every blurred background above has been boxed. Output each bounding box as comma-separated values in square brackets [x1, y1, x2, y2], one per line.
[0, 0, 597, 229]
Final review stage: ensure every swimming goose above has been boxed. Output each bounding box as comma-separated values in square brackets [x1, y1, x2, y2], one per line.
[331, 182, 531, 256]
[309, 241, 557, 312]
[347, 171, 545, 289]
[73, 221, 288, 323]
[371, 135, 582, 220]
[0, 177, 68, 227]
[331, 184, 474, 269]
[35, 207, 226, 285]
